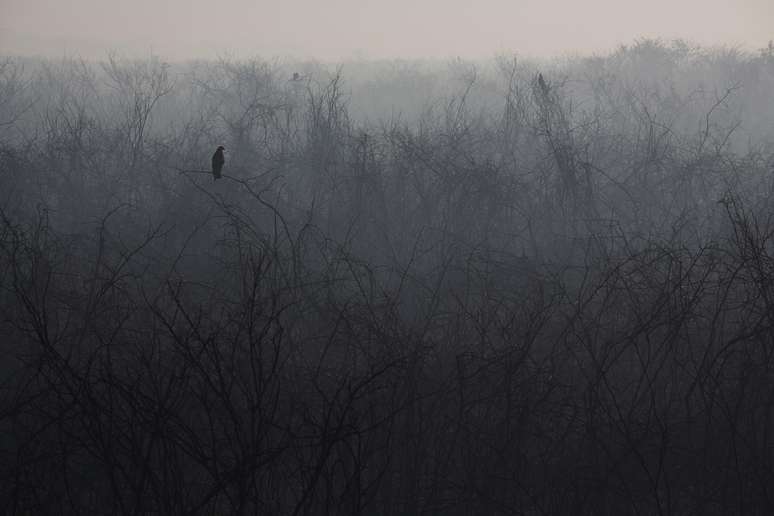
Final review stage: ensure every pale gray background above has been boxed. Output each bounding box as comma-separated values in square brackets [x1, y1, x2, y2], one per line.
[1, 0, 771, 59]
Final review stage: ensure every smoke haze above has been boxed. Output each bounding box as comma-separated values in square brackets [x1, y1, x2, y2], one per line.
[1, 0, 772, 59]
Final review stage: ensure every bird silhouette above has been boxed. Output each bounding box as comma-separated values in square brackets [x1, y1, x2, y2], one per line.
[211, 146, 225, 180]
[538, 73, 549, 96]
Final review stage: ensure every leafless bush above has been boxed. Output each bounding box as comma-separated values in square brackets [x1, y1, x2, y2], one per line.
[2, 42, 774, 514]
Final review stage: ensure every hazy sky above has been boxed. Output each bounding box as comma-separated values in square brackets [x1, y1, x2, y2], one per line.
[1, 0, 771, 60]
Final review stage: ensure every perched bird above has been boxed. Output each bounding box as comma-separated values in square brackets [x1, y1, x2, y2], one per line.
[537, 73, 549, 97]
[211, 146, 225, 180]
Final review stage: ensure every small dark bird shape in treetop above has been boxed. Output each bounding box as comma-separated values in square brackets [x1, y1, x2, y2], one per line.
[538, 73, 549, 95]
[211, 146, 225, 180]
[537, 73, 549, 97]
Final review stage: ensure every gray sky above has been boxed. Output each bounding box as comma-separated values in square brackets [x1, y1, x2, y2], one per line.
[1, 0, 771, 60]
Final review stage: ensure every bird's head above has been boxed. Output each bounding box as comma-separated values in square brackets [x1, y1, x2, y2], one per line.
[217, 146, 225, 152]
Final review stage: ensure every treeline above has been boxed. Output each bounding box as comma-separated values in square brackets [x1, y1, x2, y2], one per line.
[1, 39, 774, 514]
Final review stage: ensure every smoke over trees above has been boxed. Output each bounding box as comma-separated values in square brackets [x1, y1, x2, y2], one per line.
[1, 39, 774, 514]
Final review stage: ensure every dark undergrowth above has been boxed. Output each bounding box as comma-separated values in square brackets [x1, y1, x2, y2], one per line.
[2, 40, 774, 514]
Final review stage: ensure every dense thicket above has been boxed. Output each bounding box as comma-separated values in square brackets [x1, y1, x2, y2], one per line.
[1, 40, 774, 514]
